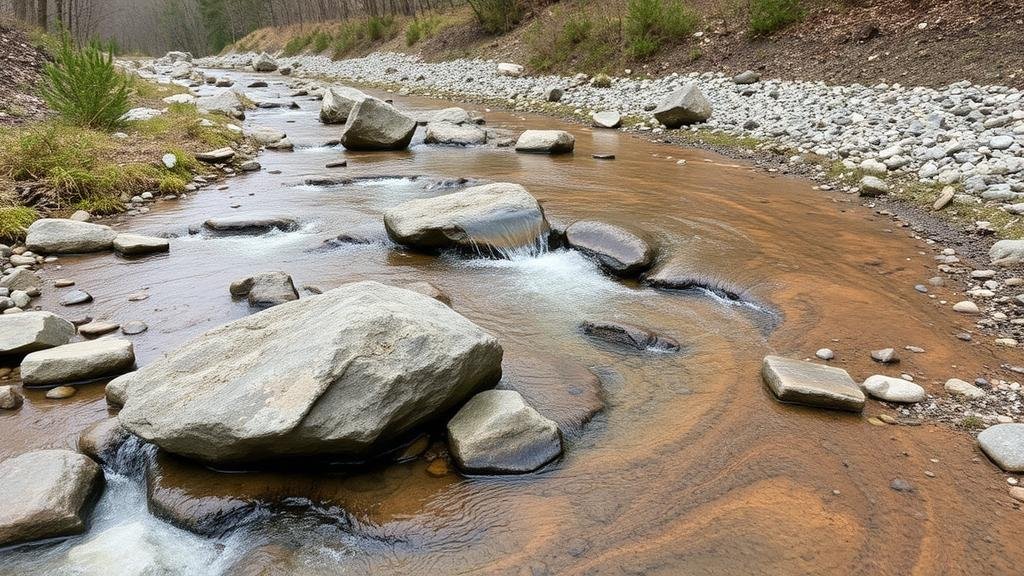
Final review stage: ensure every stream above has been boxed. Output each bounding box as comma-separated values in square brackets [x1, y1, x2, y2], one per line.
[1, 68, 1022, 575]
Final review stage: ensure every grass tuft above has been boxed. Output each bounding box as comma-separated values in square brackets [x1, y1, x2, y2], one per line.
[0, 206, 39, 242]
[749, 0, 804, 35]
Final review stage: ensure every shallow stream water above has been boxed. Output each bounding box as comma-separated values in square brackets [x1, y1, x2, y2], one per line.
[1, 69, 1022, 575]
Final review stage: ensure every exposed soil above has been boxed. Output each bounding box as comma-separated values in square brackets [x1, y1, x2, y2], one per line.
[0, 21, 50, 126]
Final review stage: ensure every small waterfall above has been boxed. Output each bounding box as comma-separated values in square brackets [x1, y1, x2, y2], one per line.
[458, 212, 552, 260]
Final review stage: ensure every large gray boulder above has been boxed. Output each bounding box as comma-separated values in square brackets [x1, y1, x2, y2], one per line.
[447, 389, 562, 474]
[424, 122, 487, 146]
[0, 449, 103, 547]
[565, 220, 654, 277]
[117, 281, 503, 464]
[0, 311, 75, 355]
[514, 130, 575, 154]
[25, 219, 117, 253]
[251, 52, 278, 72]
[229, 271, 299, 308]
[319, 86, 367, 124]
[977, 423, 1024, 472]
[21, 339, 136, 385]
[384, 182, 549, 253]
[340, 97, 417, 151]
[653, 83, 712, 128]
[761, 355, 865, 411]
[990, 239, 1024, 266]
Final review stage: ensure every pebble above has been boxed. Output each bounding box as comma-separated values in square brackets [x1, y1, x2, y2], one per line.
[121, 320, 149, 335]
[952, 301, 980, 314]
[79, 321, 120, 337]
[45, 386, 77, 399]
[54, 279, 75, 287]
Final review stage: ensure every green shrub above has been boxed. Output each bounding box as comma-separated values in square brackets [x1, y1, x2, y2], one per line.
[312, 30, 331, 52]
[749, 0, 803, 35]
[0, 206, 39, 242]
[527, 11, 618, 73]
[40, 33, 131, 130]
[406, 16, 444, 47]
[467, 0, 521, 34]
[625, 0, 700, 59]
[282, 33, 313, 56]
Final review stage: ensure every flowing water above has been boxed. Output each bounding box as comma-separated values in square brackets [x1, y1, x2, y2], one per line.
[1, 69, 1022, 575]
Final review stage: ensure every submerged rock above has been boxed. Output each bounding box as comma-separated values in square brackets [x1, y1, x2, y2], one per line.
[229, 271, 299, 308]
[514, 130, 575, 154]
[319, 86, 367, 124]
[761, 356, 865, 412]
[340, 97, 417, 150]
[117, 281, 503, 464]
[581, 320, 679, 352]
[0, 449, 103, 547]
[384, 182, 548, 253]
[653, 83, 712, 128]
[565, 220, 654, 277]
[20, 339, 135, 385]
[447, 389, 562, 474]
[25, 219, 117, 253]
[0, 311, 75, 355]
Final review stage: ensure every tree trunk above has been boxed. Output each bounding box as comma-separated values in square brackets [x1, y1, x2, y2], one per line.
[36, 0, 48, 30]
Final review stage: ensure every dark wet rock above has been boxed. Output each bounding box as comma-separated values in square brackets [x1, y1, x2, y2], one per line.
[117, 281, 503, 464]
[0, 449, 103, 547]
[384, 182, 548, 253]
[424, 122, 487, 146]
[304, 176, 352, 186]
[339, 97, 416, 151]
[325, 160, 347, 168]
[761, 356, 865, 412]
[247, 80, 268, 88]
[643, 260, 747, 302]
[977, 423, 1024, 472]
[25, 219, 117, 253]
[0, 385, 23, 409]
[403, 281, 451, 306]
[21, 339, 135, 385]
[121, 320, 149, 335]
[322, 233, 373, 247]
[78, 418, 131, 465]
[195, 147, 235, 163]
[592, 154, 615, 160]
[581, 320, 679, 352]
[0, 311, 75, 355]
[60, 290, 94, 306]
[229, 271, 299, 308]
[514, 130, 575, 154]
[319, 86, 366, 124]
[653, 83, 712, 128]
[447, 389, 562, 474]
[203, 215, 298, 234]
[565, 220, 655, 277]
[113, 233, 169, 256]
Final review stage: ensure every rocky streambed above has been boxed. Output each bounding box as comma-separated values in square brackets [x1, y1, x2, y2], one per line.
[1, 57, 1023, 574]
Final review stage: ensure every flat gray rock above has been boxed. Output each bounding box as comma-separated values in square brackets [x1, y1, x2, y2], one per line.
[447, 389, 562, 474]
[384, 182, 548, 253]
[424, 122, 487, 146]
[113, 234, 169, 256]
[25, 219, 117, 253]
[565, 220, 654, 277]
[20, 339, 135, 385]
[762, 355, 865, 411]
[977, 423, 1024, 472]
[60, 290, 93, 306]
[0, 311, 75, 355]
[861, 375, 926, 403]
[117, 281, 502, 464]
[203, 215, 297, 234]
[514, 130, 575, 154]
[195, 147, 235, 163]
[0, 449, 103, 547]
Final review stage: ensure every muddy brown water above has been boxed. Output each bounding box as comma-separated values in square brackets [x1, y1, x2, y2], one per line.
[1, 70, 1022, 574]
